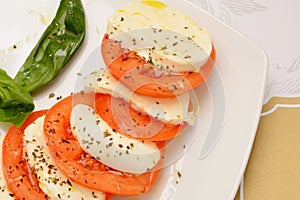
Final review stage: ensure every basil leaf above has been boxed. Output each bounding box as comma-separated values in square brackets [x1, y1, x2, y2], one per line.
[0, 69, 34, 126]
[14, 0, 86, 93]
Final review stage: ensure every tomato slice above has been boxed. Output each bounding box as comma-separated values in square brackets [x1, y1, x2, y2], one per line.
[94, 93, 187, 141]
[101, 34, 216, 98]
[2, 110, 49, 200]
[43, 92, 165, 196]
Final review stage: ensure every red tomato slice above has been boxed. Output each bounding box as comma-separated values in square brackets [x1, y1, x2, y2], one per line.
[94, 93, 187, 141]
[43, 92, 165, 196]
[2, 110, 49, 200]
[101, 34, 216, 98]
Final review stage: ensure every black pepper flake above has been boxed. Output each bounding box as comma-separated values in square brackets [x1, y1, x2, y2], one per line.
[62, 139, 70, 144]
[177, 171, 182, 178]
[122, 56, 129, 61]
[48, 128, 56, 134]
[48, 93, 55, 98]
[56, 95, 62, 100]
[161, 45, 167, 50]
[120, 17, 124, 21]
[104, 130, 111, 137]
[92, 191, 98, 198]
[55, 152, 61, 158]
[132, 38, 136, 45]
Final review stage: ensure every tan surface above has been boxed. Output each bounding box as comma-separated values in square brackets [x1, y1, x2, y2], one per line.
[262, 97, 300, 113]
[235, 97, 300, 200]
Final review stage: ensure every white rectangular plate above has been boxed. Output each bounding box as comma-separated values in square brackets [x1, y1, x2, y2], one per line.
[0, 0, 267, 199]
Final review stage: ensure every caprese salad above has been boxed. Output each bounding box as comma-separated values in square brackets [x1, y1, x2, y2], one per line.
[0, 1, 215, 199]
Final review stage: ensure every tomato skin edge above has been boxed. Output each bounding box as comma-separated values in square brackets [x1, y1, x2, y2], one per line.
[2, 110, 49, 200]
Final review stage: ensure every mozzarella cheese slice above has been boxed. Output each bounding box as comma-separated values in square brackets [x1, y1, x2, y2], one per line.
[70, 104, 161, 174]
[0, 135, 15, 199]
[23, 116, 106, 200]
[84, 68, 199, 125]
[107, 1, 212, 72]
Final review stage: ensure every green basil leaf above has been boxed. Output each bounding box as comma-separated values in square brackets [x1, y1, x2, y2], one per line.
[14, 0, 86, 93]
[0, 69, 34, 126]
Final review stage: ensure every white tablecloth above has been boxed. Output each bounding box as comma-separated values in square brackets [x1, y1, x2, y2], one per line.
[189, 0, 300, 105]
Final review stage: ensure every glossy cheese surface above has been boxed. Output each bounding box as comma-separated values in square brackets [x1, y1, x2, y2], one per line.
[107, 1, 212, 72]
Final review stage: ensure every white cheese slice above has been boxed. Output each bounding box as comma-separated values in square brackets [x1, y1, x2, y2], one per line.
[84, 68, 199, 125]
[70, 104, 161, 174]
[23, 116, 106, 200]
[107, 1, 212, 72]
